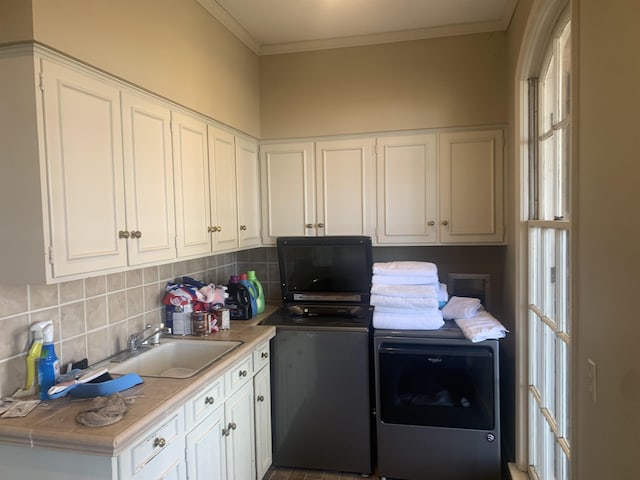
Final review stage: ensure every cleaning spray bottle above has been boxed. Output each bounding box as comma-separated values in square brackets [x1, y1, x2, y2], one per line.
[12, 322, 47, 398]
[38, 321, 60, 400]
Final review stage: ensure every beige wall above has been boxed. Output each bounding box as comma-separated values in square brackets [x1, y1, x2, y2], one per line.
[576, 0, 640, 478]
[0, 0, 33, 43]
[22, 0, 261, 137]
[259, 33, 508, 139]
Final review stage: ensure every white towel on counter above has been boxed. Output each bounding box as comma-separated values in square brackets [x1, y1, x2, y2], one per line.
[455, 312, 508, 343]
[373, 261, 438, 277]
[373, 309, 444, 330]
[371, 283, 438, 298]
[437, 283, 449, 304]
[441, 296, 484, 320]
[371, 294, 440, 310]
[372, 274, 439, 286]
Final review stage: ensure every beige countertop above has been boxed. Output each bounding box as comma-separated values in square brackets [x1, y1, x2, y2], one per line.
[0, 306, 277, 457]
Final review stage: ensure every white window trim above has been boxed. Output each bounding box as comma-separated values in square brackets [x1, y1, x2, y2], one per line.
[511, 0, 570, 477]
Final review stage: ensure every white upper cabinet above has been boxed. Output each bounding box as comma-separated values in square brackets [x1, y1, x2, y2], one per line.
[260, 138, 375, 244]
[438, 129, 504, 243]
[172, 110, 212, 258]
[208, 125, 239, 253]
[315, 138, 376, 238]
[260, 142, 315, 242]
[235, 138, 262, 249]
[121, 91, 177, 265]
[41, 58, 129, 277]
[376, 134, 438, 244]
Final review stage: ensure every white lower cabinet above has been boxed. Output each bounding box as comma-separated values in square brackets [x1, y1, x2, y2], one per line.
[118, 408, 186, 480]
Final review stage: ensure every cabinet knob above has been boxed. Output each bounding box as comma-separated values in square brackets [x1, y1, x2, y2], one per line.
[427, 221, 435, 227]
[257, 395, 265, 402]
[216, 226, 222, 232]
[261, 352, 269, 359]
[131, 230, 142, 239]
[239, 225, 247, 231]
[118, 230, 130, 239]
[317, 223, 325, 228]
[204, 396, 215, 405]
[239, 370, 248, 377]
[153, 437, 166, 448]
[305, 223, 314, 229]
[228, 422, 237, 430]
[222, 428, 230, 437]
[441, 220, 449, 226]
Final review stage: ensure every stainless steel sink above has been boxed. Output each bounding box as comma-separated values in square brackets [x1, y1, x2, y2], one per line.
[107, 338, 243, 378]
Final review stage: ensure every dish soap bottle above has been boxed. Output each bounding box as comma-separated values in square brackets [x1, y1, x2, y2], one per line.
[38, 321, 60, 400]
[247, 270, 265, 314]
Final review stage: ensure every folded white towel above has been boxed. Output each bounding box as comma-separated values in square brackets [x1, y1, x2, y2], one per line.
[437, 283, 449, 303]
[371, 283, 438, 298]
[441, 296, 483, 320]
[371, 294, 440, 310]
[373, 261, 438, 277]
[374, 305, 441, 313]
[372, 273, 439, 286]
[455, 312, 508, 343]
[373, 309, 444, 330]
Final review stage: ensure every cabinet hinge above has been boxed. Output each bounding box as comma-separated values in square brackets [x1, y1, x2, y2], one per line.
[48, 246, 55, 264]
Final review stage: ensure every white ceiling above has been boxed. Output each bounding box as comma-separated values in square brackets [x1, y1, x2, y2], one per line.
[196, 0, 518, 55]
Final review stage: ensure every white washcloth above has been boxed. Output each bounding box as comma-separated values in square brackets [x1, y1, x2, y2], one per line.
[438, 283, 449, 303]
[455, 312, 508, 343]
[441, 296, 483, 320]
[371, 294, 440, 310]
[373, 309, 444, 330]
[372, 274, 439, 286]
[373, 261, 438, 277]
[371, 283, 438, 298]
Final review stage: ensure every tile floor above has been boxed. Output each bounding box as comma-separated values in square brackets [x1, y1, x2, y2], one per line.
[264, 467, 379, 479]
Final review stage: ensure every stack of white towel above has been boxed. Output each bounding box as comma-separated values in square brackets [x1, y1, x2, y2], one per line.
[442, 296, 509, 342]
[371, 261, 446, 330]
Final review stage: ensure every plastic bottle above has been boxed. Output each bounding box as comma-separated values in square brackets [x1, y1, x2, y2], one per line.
[25, 323, 45, 391]
[247, 270, 265, 314]
[38, 321, 60, 400]
[239, 273, 258, 317]
[226, 275, 252, 319]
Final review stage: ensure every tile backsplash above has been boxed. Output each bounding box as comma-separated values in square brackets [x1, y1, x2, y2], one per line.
[0, 247, 279, 397]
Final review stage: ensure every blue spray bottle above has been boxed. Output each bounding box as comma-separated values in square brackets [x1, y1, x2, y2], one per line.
[38, 321, 60, 400]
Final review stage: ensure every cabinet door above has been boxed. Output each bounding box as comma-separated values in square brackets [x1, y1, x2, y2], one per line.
[254, 366, 272, 480]
[121, 91, 176, 265]
[225, 381, 256, 480]
[236, 138, 262, 249]
[260, 142, 315, 243]
[41, 58, 127, 277]
[315, 138, 376, 237]
[376, 134, 438, 244]
[172, 110, 212, 257]
[186, 405, 226, 480]
[439, 130, 504, 243]
[208, 125, 239, 252]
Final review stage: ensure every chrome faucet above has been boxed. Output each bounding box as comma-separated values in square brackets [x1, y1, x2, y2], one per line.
[128, 324, 171, 353]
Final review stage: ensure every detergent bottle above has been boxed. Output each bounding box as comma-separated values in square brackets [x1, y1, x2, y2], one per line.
[239, 273, 258, 317]
[247, 270, 265, 314]
[38, 321, 60, 400]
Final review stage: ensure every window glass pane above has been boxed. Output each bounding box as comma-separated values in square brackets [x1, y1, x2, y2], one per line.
[544, 326, 557, 420]
[543, 228, 557, 322]
[557, 339, 570, 439]
[559, 23, 571, 121]
[541, 53, 557, 134]
[556, 229, 569, 334]
[529, 227, 541, 306]
[555, 126, 570, 219]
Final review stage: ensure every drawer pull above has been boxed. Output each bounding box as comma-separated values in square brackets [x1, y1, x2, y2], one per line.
[222, 428, 230, 437]
[204, 396, 215, 405]
[239, 370, 248, 377]
[261, 352, 269, 359]
[257, 395, 265, 402]
[228, 422, 237, 430]
[153, 437, 166, 448]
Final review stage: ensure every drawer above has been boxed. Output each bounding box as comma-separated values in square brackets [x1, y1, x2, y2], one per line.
[122, 408, 184, 478]
[226, 353, 253, 395]
[185, 375, 225, 430]
[253, 340, 270, 372]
